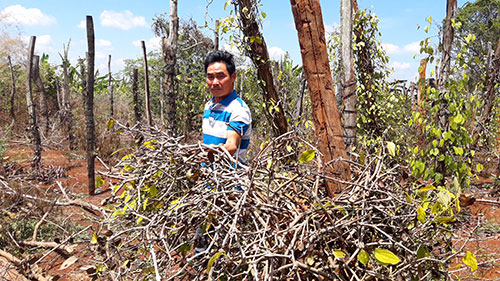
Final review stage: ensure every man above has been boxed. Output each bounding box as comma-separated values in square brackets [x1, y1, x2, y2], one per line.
[202, 50, 252, 164]
[193, 51, 252, 260]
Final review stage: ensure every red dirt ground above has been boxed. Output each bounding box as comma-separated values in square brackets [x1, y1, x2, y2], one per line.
[2, 142, 500, 280]
[2, 142, 115, 281]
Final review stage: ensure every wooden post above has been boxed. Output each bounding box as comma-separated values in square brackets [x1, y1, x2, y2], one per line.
[340, 0, 357, 151]
[142, 40, 153, 127]
[161, 0, 179, 135]
[214, 20, 219, 51]
[132, 68, 141, 124]
[7, 55, 16, 124]
[85, 16, 96, 196]
[32, 55, 49, 135]
[26, 36, 42, 167]
[290, 0, 351, 196]
[108, 54, 114, 118]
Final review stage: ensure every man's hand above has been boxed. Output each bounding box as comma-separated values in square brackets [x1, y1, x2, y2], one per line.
[197, 144, 220, 163]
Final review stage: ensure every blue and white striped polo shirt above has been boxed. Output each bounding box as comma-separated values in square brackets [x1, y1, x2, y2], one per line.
[202, 90, 252, 163]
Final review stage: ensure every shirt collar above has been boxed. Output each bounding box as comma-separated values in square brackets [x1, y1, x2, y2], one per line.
[210, 90, 238, 108]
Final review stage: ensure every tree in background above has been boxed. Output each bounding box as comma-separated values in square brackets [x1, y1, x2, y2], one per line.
[58, 40, 76, 150]
[0, 28, 25, 128]
[455, 0, 500, 144]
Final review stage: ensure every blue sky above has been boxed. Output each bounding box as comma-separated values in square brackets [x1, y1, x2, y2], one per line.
[1, 0, 467, 81]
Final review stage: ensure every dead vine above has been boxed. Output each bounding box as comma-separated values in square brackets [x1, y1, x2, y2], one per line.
[93, 123, 455, 281]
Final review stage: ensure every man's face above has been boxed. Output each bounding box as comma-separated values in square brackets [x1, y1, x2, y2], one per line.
[206, 61, 236, 101]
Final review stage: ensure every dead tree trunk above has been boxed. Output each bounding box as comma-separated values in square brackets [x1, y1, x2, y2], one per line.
[409, 81, 416, 106]
[26, 36, 42, 167]
[55, 77, 61, 111]
[142, 41, 153, 127]
[416, 58, 428, 145]
[159, 76, 165, 124]
[293, 72, 307, 120]
[290, 0, 351, 196]
[340, 0, 357, 151]
[7, 55, 16, 124]
[85, 16, 96, 196]
[437, 0, 457, 91]
[236, 0, 288, 136]
[417, 59, 428, 110]
[32, 55, 49, 135]
[437, 0, 457, 130]
[161, 0, 179, 134]
[214, 20, 220, 51]
[132, 68, 141, 124]
[108, 54, 114, 119]
[60, 44, 76, 150]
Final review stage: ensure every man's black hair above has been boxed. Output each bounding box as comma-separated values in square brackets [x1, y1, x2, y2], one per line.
[204, 50, 236, 75]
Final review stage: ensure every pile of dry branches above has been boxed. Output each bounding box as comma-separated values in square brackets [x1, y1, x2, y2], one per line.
[95, 124, 455, 280]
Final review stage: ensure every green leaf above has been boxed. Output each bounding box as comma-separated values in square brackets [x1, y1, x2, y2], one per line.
[417, 246, 429, 259]
[95, 176, 105, 189]
[417, 206, 426, 223]
[437, 190, 451, 207]
[476, 163, 484, 173]
[387, 141, 396, 156]
[91, 232, 98, 244]
[462, 251, 478, 271]
[261, 11, 267, 18]
[206, 251, 226, 274]
[358, 249, 369, 265]
[299, 149, 315, 163]
[436, 216, 455, 224]
[179, 243, 192, 255]
[418, 185, 435, 192]
[333, 249, 346, 259]
[374, 248, 401, 265]
[106, 119, 114, 130]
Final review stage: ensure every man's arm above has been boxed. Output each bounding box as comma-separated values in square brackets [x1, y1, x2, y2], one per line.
[223, 130, 242, 156]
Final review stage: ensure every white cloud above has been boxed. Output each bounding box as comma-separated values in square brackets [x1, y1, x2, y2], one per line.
[22, 34, 54, 54]
[77, 20, 86, 29]
[382, 43, 401, 55]
[391, 61, 411, 71]
[0, 5, 56, 26]
[268, 46, 286, 60]
[403, 41, 420, 53]
[100, 10, 147, 30]
[324, 22, 339, 35]
[113, 58, 125, 70]
[381, 41, 421, 55]
[221, 44, 252, 68]
[95, 51, 106, 60]
[132, 37, 161, 51]
[97, 39, 112, 48]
